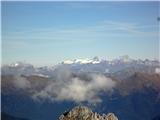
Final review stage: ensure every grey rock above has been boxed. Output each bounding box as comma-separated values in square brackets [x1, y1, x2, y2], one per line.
[59, 106, 118, 120]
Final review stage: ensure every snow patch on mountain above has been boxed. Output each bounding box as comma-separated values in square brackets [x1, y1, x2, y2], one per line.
[62, 57, 100, 65]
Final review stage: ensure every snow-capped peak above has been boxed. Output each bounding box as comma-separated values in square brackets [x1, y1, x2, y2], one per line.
[62, 57, 100, 65]
[9, 61, 33, 68]
[63, 60, 74, 64]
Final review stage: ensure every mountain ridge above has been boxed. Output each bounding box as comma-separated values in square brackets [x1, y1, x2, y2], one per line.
[2, 56, 160, 78]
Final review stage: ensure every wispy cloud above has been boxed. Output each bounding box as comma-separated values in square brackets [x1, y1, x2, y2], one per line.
[2, 20, 159, 63]
[13, 75, 31, 89]
[3, 20, 158, 42]
[96, 20, 159, 36]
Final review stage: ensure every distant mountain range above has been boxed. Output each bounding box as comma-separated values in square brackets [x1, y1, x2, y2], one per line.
[1, 56, 160, 120]
[2, 56, 160, 78]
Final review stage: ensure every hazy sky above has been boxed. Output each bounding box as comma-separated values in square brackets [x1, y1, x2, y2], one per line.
[2, 1, 160, 66]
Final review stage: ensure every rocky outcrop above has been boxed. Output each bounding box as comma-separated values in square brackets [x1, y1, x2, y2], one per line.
[59, 106, 118, 120]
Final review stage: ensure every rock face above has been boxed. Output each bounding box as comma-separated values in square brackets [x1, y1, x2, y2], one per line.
[59, 106, 118, 120]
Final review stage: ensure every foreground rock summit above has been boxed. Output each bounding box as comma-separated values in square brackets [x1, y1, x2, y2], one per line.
[59, 106, 118, 120]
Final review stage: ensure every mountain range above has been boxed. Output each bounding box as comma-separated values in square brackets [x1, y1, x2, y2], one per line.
[2, 56, 160, 77]
[1, 56, 160, 120]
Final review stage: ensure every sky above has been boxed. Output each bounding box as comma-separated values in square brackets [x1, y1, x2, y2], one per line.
[2, 1, 160, 66]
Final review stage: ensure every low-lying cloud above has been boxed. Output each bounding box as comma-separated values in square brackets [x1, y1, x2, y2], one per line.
[32, 67, 116, 103]
[13, 75, 31, 89]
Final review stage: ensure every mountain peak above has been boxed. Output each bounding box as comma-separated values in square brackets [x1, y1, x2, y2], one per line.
[9, 61, 33, 68]
[59, 106, 118, 120]
[62, 57, 101, 65]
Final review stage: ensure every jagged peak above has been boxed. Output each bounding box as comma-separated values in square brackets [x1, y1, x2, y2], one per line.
[62, 57, 101, 65]
[59, 106, 118, 120]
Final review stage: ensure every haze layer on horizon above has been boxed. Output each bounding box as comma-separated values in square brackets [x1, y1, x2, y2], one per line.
[2, 1, 160, 66]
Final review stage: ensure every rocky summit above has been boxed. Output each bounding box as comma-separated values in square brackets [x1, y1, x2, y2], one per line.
[59, 106, 118, 120]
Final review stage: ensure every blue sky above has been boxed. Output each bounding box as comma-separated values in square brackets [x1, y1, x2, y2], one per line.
[2, 1, 160, 66]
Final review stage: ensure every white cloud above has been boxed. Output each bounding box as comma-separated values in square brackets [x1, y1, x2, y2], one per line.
[13, 75, 31, 89]
[32, 67, 116, 103]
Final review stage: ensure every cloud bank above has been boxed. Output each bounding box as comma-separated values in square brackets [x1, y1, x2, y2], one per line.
[13, 75, 31, 89]
[32, 67, 116, 103]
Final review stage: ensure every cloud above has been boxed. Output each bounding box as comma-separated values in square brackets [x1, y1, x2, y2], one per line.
[32, 67, 116, 103]
[96, 20, 159, 36]
[13, 75, 31, 89]
[4, 20, 158, 43]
